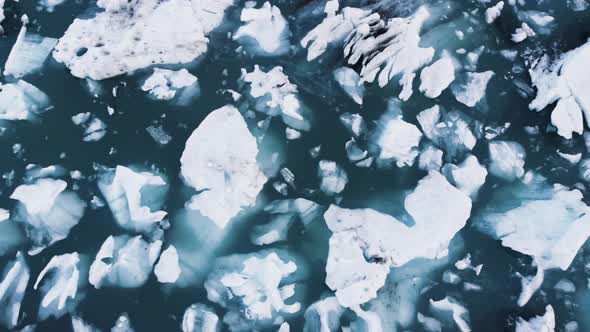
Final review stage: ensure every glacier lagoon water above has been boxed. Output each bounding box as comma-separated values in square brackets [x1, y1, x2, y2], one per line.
[2, 0, 590, 331]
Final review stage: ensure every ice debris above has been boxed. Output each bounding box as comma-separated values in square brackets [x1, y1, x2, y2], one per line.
[182, 304, 220, 332]
[141, 68, 199, 104]
[89, 235, 162, 289]
[53, 0, 234, 79]
[429, 297, 470, 332]
[33, 253, 81, 319]
[0, 252, 30, 329]
[512, 23, 535, 43]
[373, 107, 422, 167]
[485, 2, 504, 24]
[234, 2, 290, 56]
[317, 160, 348, 196]
[180, 105, 267, 228]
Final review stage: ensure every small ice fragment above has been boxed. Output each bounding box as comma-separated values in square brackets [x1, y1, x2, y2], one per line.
[418, 144, 443, 172]
[441, 154, 487, 198]
[33, 253, 81, 319]
[154, 245, 181, 283]
[452, 71, 494, 107]
[182, 304, 220, 332]
[512, 23, 535, 43]
[71, 112, 107, 142]
[111, 313, 134, 332]
[146, 125, 172, 145]
[485, 2, 504, 24]
[0, 252, 30, 329]
[303, 297, 344, 332]
[429, 297, 470, 332]
[333, 67, 364, 104]
[0, 81, 51, 120]
[550, 96, 583, 139]
[141, 68, 199, 104]
[554, 279, 576, 293]
[515, 305, 555, 332]
[419, 57, 455, 98]
[317, 160, 348, 195]
[373, 106, 422, 167]
[488, 140, 526, 181]
[0, 209, 9, 222]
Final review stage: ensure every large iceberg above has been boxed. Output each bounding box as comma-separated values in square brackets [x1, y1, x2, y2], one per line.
[0, 252, 30, 329]
[89, 235, 162, 289]
[10, 178, 85, 254]
[180, 105, 267, 228]
[53, 0, 234, 79]
[233, 2, 290, 56]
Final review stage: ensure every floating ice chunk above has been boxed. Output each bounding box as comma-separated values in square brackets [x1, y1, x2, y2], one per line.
[89, 235, 162, 289]
[33, 253, 81, 319]
[417, 106, 477, 161]
[418, 144, 443, 171]
[578, 159, 590, 181]
[205, 251, 301, 331]
[476, 175, 590, 273]
[0, 252, 30, 329]
[318, 160, 348, 195]
[512, 23, 535, 43]
[0, 0, 4, 23]
[111, 313, 134, 332]
[0, 209, 8, 222]
[141, 68, 199, 104]
[344, 6, 434, 100]
[429, 297, 470, 332]
[233, 2, 290, 56]
[452, 71, 494, 107]
[419, 57, 455, 98]
[53, 0, 234, 79]
[71, 112, 107, 142]
[146, 125, 172, 146]
[300, 2, 375, 61]
[251, 214, 294, 245]
[517, 264, 544, 306]
[0, 80, 51, 120]
[11, 178, 84, 254]
[441, 155, 487, 198]
[518, 11, 555, 35]
[241, 66, 311, 131]
[339, 112, 366, 138]
[417, 313, 442, 332]
[485, 2, 504, 24]
[154, 245, 181, 283]
[557, 151, 582, 164]
[4, 24, 57, 78]
[568, 0, 589, 11]
[39, 0, 67, 12]
[180, 105, 267, 228]
[516, 305, 555, 332]
[554, 279, 576, 293]
[71, 316, 100, 332]
[550, 97, 583, 139]
[98, 165, 168, 234]
[454, 254, 483, 275]
[303, 297, 344, 332]
[373, 110, 422, 167]
[333, 67, 364, 104]
[488, 140, 525, 181]
[182, 304, 220, 332]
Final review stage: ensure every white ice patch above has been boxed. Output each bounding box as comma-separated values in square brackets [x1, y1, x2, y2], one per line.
[154, 245, 181, 283]
[317, 160, 348, 195]
[180, 105, 267, 228]
[33, 253, 81, 319]
[441, 154, 488, 198]
[485, 1, 504, 24]
[516, 305, 555, 332]
[98, 165, 168, 234]
[419, 57, 455, 98]
[0, 252, 30, 329]
[488, 140, 526, 181]
[429, 297, 470, 332]
[233, 2, 290, 56]
[333, 67, 365, 104]
[39, 0, 67, 12]
[182, 304, 220, 332]
[452, 71, 494, 107]
[418, 144, 444, 172]
[374, 110, 422, 167]
[550, 97, 583, 139]
[89, 235, 162, 289]
[71, 112, 107, 142]
[141, 68, 199, 104]
[512, 23, 535, 43]
[0, 80, 51, 121]
[53, 0, 234, 79]
[11, 178, 84, 254]
[303, 297, 344, 332]
[4, 24, 58, 78]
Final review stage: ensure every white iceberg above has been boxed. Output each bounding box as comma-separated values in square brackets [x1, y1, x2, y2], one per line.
[10, 178, 85, 254]
[52, 0, 234, 79]
[419, 57, 455, 98]
[512, 23, 535, 43]
[154, 245, 181, 283]
[98, 165, 168, 234]
[485, 2, 504, 24]
[303, 296, 344, 332]
[317, 160, 348, 195]
[4, 24, 58, 78]
[250, 214, 295, 246]
[441, 154, 487, 198]
[333, 67, 364, 104]
[418, 144, 443, 171]
[180, 105, 267, 228]
[89, 235, 162, 289]
[182, 304, 220, 332]
[488, 140, 526, 181]
[71, 112, 107, 142]
[0, 80, 51, 121]
[141, 68, 199, 104]
[205, 251, 301, 331]
[550, 96, 583, 139]
[451, 71, 494, 107]
[373, 108, 422, 167]
[111, 313, 134, 332]
[33, 252, 82, 319]
[429, 297, 470, 332]
[516, 305, 555, 332]
[233, 2, 290, 56]
[0, 252, 30, 329]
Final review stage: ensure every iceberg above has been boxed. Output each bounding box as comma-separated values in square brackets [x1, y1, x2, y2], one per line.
[333, 67, 364, 104]
[488, 140, 526, 181]
[233, 2, 290, 56]
[373, 107, 422, 167]
[182, 304, 220, 332]
[180, 105, 267, 228]
[419, 57, 455, 98]
[71, 112, 107, 142]
[111, 313, 134, 332]
[53, 0, 234, 79]
[441, 154, 488, 198]
[154, 245, 181, 283]
[141, 68, 199, 104]
[429, 297, 470, 332]
[550, 97, 583, 139]
[485, 2, 504, 24]
[89, 235, 162, 288]
[303, 297, 344, 332]
[33, 252, 82, 319]
[0, 80, 51, 121]
[317, 160, 348, 195]
[0, 252, 30, 329]
[451, 71, 494, 107]
[418, 144, 443, 171]
[512, 23, 535, 43]
[3, 24, 58, 78]
[515, 305, 555, 332]
[204, 250, 302, 331]
[98, 165, 168, 234]
[10, 178, 85, 254]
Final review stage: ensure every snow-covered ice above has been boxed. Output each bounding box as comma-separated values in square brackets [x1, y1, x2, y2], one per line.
[333, 67, 364, 104]
[180, 105, 267, 228]
[0, 80, 51, 121]
[373, 106, 422, 167]
[4, 24, 57, 78]
[515, 305, 555, 332]
[452, 71, 494, 107]
[488, 140, 526, 181]
[233, 2, 290, 56]
[441, 154, 488, 198]
[141, 68, 199, 104]
[419, 57, 455, 98]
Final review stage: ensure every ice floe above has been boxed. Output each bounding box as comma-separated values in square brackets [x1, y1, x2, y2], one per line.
[317, 160, 348, 196]
[303, 296, 344, 332]
[429, 297, 470, 332]
[419, 57, 455, 98]
[180, 105, 267, 228]
[154, 245, 181, 283]
[4, 23, 57, 78]
[182, 304, 220, 332]
[373, 105, 422, 167]
[89, 235, 162, 288]
[488, 140, 526, 181]
[333, 67, 364, 104]
[485, 2, 504, 24]
[451, 71, 494, 107]
[233, 2, 290, 56]
[71, 112, 107, 142]
[53, 0, 234, 79]
[141, 68, 199, 104]
[512, 23, 536, 43]
[441, 154, 488, 198]
[0, 252, 30, 329]
[515, 305, 555, 332]
[0, 80, 51, 121]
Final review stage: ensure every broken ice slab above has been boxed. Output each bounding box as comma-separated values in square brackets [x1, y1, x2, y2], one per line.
[141, 68, 199, 105]
[0, 81, 51, 121]
[233, 2, 290, 56]
[154, 245, 181, 283]
[0, 252, 30, 329]
[3, 25, 57, 78]
[182, 304, 220, 332]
